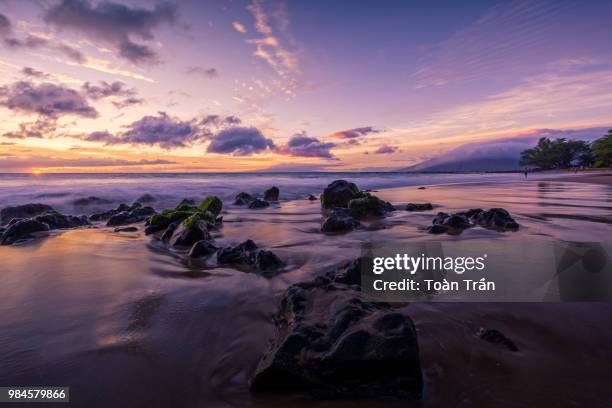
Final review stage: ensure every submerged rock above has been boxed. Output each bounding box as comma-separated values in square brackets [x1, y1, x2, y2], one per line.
[250, 258, 422, 399]
[178, 198, 196, 206]
[427, 208, 519, 234]
[321, 208, 361, 233]
[1, 219, 50, 245]
[473, 208, 519, 230]
[234, 192, 254, 205]
[264, 186, 280, 201]
[135, 193, 156, 203]
[477, 328, 518, 352]
[405, 203, 433, 211]
[308, 194, 317, 201]
[114, 226, 138, 233]
[1, 203, 54, 225]
[217, 239, 284, 276]
[145, 197, 222, 236]
[248, 198, 270, 209]
[188, 240, 218, 258]
[320, 180, 362, 209]
[72, 196, 112, 206]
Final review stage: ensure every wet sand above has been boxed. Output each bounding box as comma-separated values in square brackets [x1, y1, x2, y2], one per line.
[551, 173, 612, 186]
[1, 179, 612, 407]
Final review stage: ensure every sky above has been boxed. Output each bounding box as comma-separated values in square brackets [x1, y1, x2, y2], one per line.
[0, 0, 611, 173]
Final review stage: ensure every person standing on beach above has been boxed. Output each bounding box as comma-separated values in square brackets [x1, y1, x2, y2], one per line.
[524, 168, 528, 179]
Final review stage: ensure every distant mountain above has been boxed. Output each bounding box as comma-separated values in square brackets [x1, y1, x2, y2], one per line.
[403, 127, 609, 172]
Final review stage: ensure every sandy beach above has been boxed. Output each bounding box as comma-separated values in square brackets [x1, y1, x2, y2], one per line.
[1, 173, 611, 407]
[549, 172, 612, 185]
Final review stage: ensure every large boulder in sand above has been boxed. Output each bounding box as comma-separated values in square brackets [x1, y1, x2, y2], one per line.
[250, 258, 422, 399]
[320, 180, 362, 209]
[264, 186, 279, 201]
[1, 219, 50, 245]
[1, 203, 53, 225]
[427, 208, 519, 234]
[472, 208, 519, 230]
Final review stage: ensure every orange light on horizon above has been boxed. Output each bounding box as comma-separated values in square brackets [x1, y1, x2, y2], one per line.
[32, 169, 42, 175]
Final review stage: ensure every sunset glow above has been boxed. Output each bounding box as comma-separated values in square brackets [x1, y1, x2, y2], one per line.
[1, 0, 611, 172]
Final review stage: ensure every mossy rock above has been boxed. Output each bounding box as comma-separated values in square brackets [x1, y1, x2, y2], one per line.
[175, 203, 199, 212]
[182, 211, 215, 228]
[348, 194, 394, 218]
[198, 196, 223, 216]
[320, 180, 362, 208]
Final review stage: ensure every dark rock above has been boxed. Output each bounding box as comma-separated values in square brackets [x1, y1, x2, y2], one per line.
[217, 240, 284, 276]
[308, 194, 317, 201]
[178, 198, 196, 206]
[1, 203, 53, 225]
[197, 196, 223, 216]
[34, 211, 90, 229]
[169, 217, 211, 247]
[106, 211, 134, 227]
[406, 203, 433, 211]
[1, 219, 50, 245]
[347, 195, 395, 218]
[248, 199, 270, 209]
[161, 221, 180, 242]
[135, 193, 156, 203]
[188, 240, 218, 258]
[473, 208, 519, 230]
[250, 262, 422, 398]
[427, 224, 448, 234]
[432, 212, 472, 229]
[264, 186, 280, 201]
[320, 180, 362, 209]
[417, 186, 426, 190]
[321, 209, 360, 233]
[105, 204, 156, 227]
[234, 192, 254, 205]
[114, 226, 138, 233]
[477, 328, 518, 352]
[72, 196, 111, 206]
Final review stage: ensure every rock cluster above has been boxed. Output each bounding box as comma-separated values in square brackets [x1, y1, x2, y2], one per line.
[146, 197, 285, 276]
[427, 208, 519, 234]
[0, 203, 53, 225]
[0, 207, 91, 245]
[250, 258, 423, 399]
[405, 203, 433, 211]
[320, 180, 395, 233]
[234, 186, 280, 208]
[89, 202, 156, 227]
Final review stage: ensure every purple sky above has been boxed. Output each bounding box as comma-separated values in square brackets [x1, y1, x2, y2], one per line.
[0, 0, 611, 172]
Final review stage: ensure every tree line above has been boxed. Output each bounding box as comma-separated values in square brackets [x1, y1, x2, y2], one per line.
[520, 129, 612, 170]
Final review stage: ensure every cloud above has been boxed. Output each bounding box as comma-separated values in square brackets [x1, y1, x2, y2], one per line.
[22, 67, 49, 78]
[207, 126, 275, 155]
[99, 112, 209, 148]
[278, 133, 336, 159]
[82, 80, 134, 99]
[329, 126, 380, 139]
[201, 114, 242, 127]
[4, 34, 49, 49]
[84, 130, 116, 143]
[82, 80, 143, 109]
[2, 118, 57, 139]
[56, 43, 87, 63]
[185, 66, 219, 78]
[232, 21, 247, 33]
[0, 81, 97, 118]
[44, 0, 177, 65]
[111, 97, 144, 109]
[0, 155, 175, 170]
[0, 13, 11, 37]
[244, 0, 300, 95]
[373, 145, 399, 154]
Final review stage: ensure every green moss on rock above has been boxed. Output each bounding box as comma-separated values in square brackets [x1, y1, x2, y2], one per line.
[198, 196, 223, 216]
